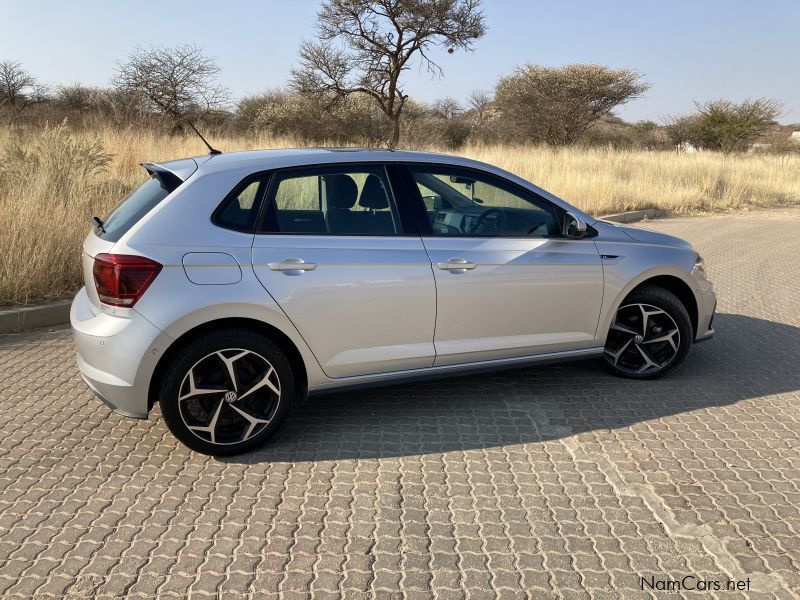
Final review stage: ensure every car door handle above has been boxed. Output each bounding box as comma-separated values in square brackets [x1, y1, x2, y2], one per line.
[437, 258, 476, 272]
[267, 258, 317, 274]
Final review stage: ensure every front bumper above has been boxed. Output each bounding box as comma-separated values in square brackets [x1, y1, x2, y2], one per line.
[71, 287, 171, 419]
[694, 278, 717, 343]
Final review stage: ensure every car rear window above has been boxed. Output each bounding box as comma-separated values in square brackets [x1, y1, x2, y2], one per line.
[95, 175, 173, 242]
[212, 178, 266, 233]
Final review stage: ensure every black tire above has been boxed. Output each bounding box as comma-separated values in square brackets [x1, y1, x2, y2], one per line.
[603, 285, 693, 380]
[158, 328, 295, 456]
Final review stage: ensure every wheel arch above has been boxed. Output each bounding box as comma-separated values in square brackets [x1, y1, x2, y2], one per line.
[598, 268, 701, 345]
[631, 275, 698, 336]
[147, 317, 310, 412]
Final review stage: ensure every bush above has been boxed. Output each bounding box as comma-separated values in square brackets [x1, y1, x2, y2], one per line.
[53, 84, 105, 112]
[666, 99, 782, 152]
[694, 99, 782, 152]
[495, 64, 649, 146]
[243, 89, 391, 144]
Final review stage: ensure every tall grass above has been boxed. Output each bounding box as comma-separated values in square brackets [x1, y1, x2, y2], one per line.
[1, 124, 799, 306]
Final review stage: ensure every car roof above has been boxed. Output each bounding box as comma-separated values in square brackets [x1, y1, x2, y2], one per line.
[182, 147, 486, 175]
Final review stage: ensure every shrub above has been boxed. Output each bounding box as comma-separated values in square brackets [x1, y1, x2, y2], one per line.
[666, 99, 783, 152]
[495, 64, 649, 146]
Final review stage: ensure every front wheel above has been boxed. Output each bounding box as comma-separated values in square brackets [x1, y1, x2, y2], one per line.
[158, 329, 295, 455]
[603, 285, 693, 379]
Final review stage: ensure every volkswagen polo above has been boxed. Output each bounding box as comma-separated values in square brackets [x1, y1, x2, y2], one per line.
[71, 148, 716, 455]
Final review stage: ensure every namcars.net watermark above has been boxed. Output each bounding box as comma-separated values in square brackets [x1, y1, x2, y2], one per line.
[641, 575, 752, 593]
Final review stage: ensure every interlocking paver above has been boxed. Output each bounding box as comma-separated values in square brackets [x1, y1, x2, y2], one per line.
[1, 210, 799, 598]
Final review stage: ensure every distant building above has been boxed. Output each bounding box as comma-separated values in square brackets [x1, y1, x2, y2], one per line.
[791, 131, 800, 144]
[677, 142, 700, 153]
[749, 142, 772, 153]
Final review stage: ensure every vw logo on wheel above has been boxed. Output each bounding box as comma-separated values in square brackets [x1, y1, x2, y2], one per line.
[223, 390, 238, 404]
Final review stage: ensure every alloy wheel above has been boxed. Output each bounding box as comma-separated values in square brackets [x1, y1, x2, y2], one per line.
[604, 303, 681, 375]
[178, 349, 281, 445]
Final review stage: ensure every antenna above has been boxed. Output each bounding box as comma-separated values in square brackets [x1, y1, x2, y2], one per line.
[186, 119, 222, 155]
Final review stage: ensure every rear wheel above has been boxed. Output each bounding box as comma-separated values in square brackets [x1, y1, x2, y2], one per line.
[158, 329, 294, 455]
[603, 285, 693, 379]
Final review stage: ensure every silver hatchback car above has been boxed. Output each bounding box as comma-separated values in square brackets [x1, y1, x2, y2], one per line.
[71, 149, 716, 455]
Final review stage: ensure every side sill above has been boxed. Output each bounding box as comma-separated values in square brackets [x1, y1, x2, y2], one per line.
[308, 347, 603, 397]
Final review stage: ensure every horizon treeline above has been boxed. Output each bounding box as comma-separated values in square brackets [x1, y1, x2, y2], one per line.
[1, 0, 797, 154]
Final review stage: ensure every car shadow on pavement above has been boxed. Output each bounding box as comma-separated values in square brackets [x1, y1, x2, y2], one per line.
[221, 313, 800, 464]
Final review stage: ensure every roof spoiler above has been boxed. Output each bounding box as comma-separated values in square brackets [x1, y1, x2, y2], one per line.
[141, 157, 199, 192]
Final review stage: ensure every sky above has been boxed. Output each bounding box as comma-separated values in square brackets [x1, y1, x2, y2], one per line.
[2, 0, 798, 124]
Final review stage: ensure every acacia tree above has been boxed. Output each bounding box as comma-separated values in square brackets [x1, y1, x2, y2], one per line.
[663, 114, 702, 148]
[431, 96, 462, 119]
[291, 0, 486, 147]
[691, 98, 782, 152]
[113, 45, 229, 131]
[467, 89, 491, 122]
[664, 99, 782, 152]
[495, 64, 650, 146]
[55, 83, 106, 112]
[0, 60, 37, 111]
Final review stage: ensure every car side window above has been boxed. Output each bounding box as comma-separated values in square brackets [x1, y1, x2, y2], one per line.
[259, 166, 401, 235]
[407, 166, 561, 238]
[212, 179, 264, 232]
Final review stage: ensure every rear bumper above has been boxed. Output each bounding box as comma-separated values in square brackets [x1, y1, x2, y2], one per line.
[71, 287, 171, 419]
[78, 365, 146, 419]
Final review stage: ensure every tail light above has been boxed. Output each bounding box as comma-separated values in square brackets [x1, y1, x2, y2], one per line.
[92, 253, 162, 307]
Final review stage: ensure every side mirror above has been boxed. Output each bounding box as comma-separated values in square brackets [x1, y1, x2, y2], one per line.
[562, 211, 588, 238]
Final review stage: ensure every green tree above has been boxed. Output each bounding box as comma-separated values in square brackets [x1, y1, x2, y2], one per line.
[663, 115, 701, 147]
[495, 63, 649, 146]
[631, 120, 658, 135]
[690, 98, 782, 152]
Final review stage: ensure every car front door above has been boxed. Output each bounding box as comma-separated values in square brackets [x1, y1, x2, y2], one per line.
[251, 163, 436, 378]
[400, 164, 604, 366]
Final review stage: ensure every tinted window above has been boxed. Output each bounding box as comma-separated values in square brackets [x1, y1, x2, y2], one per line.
[274, 175, 321, 212]
[213, 179, 264, 232]
[408, 166, 561, 237]
[260, 166, 401, 235]
[97, 175, 171, 242]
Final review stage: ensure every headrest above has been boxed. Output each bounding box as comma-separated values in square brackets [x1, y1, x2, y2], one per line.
[358, 174, 389, 210]
[325, 174, 358, 209]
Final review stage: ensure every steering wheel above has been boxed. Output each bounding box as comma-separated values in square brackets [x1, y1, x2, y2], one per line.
[468, 207, 508, 235]
[526, 220, 548, 236]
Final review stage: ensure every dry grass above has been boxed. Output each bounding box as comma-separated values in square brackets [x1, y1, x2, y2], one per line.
[465, 144, 800, 214]
[1, 124, 799, 307]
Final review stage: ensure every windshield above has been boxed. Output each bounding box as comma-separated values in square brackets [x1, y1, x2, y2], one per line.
[96, 175, 171, 242]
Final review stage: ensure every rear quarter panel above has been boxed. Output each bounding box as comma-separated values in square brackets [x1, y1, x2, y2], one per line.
[112, 167, 329, 390]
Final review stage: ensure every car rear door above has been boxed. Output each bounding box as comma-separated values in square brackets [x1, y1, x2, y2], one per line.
[399, 163, 604, 366]
[251, 163, 436, 378]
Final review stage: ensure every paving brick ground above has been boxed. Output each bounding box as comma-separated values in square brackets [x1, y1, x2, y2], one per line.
[1, 211, 799, 599]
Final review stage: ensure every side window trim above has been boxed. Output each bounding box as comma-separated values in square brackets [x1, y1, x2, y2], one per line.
[255, 162, 410, 236]
[392, 164, 434, 236]
[385, 163, 421, 236]
[211, 172, 271, 234]
[398, 162, 567, 239]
